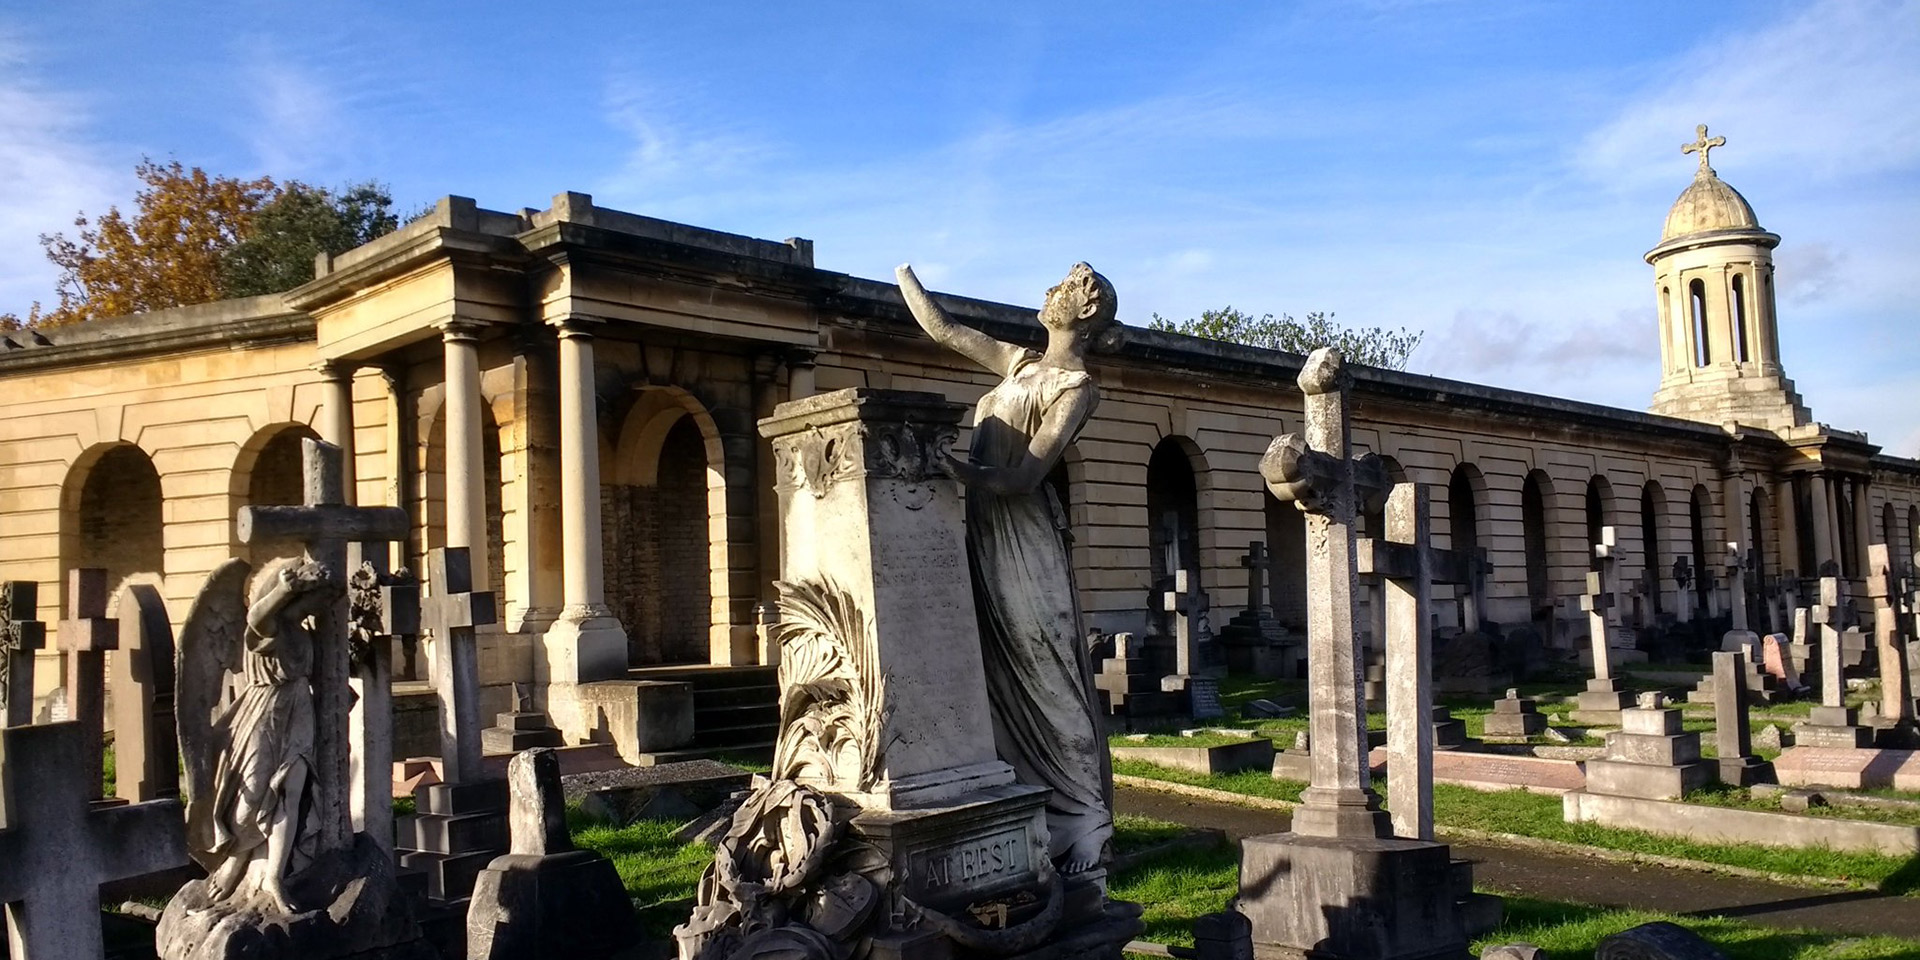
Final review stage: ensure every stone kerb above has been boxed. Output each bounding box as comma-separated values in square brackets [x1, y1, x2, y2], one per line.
[758, 387, 1012, 808]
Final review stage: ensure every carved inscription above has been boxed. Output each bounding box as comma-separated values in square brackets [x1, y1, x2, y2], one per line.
[912, 825, 1030, 899]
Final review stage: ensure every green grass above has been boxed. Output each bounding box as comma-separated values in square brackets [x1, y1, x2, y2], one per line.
[1478, 895, 1920, 960]
[567, 809, 716, 941]
[1110, 823, 1238, 947]
[1113, 757, 1306, 803]
[1683, 784, 1920, 829]
[1110, 732, 1267, 749]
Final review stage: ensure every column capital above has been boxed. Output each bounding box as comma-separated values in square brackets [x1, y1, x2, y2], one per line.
[310, 358, 359, 381]
[548, 315, 603, 339]
[435, 318, 489, 343]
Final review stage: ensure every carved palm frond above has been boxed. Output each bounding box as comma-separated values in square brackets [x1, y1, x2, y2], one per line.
[768, 578, 890, 790]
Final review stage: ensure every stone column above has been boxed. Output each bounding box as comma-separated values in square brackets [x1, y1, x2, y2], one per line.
[313, 359, 358, 504]
[439, 320, 491, 587]
[1809, 474, 1835, 572]
[541, 318, 629, 739]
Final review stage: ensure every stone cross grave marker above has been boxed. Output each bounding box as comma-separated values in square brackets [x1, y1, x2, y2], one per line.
[1726, 543, 1752, 634]
[235, 437, 409, 854]
[1867, 543, 1912, 724]
[1584, 529, 1620, 682]
[0, 581, 45, 727]
[1813, 575, 1848, 709]
[422, 546, 496, 783]
[56, 568, 116, 800]
[348, 558, 419, 854]
[1711, 651, 1769, 785]
[0, 721, 187, 960]
[1162, 568, 1222, 718]
[1672, 555, 1694, 624]
[1361, 482, 1441, 841]
[1260, 348, 1391, 839]
[1241, 541, 1272, 616]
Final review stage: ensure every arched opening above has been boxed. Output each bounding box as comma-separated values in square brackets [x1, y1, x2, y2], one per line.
[1836, 484, 1858, 579]
[1146, 437, 1202, 587]
[1884, 502, 1902, 570]
[419, 401, 507, 596]
[1265, 490, 1306, 634]
[231, 424, 322, 564]
[1521, 471, 1554, 631]
[1689, 279, 1711, 366]
[1689, 485, 1712, 611]
[1731, 275, 1750, 363]
[1585, 475, 1614, 568]
[61, 443, 165, 597]
[1446, 464, 1485, 559]
[1792, 476, 1817, 576]
[1640, 481, 1667, 617]
[609, 387, 732, 667]
[1749, 486, 1773, 581]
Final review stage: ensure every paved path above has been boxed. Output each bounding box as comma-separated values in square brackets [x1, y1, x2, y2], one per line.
[1116, 784, 1920, 940]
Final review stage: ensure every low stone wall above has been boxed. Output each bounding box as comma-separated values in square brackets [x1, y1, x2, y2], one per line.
[1112, 738, 1275, 776]
[1562, 789, 1920, 856]
[1774, 746, 1920, 791]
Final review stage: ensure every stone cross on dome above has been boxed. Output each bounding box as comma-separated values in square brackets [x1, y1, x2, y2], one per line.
[1683, 123, 1726, 178]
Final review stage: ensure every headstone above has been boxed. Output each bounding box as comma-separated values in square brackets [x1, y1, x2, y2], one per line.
[1193, 910, 1255, 960]
[1672, 555, 1695, 625]
[0, 581, 47, 727]
[158, 438, 424, 960]
[1220, 541, 1296, 677]
[1753, 724, 1784, 751]
[1711, 651, 1772, 786]
[1723, 543, 1757, 649]
[1482, 945, 1544, 960]
[1162, 568, 1224, 718]
[1867, 543, 1913, 725]
[1096, 631, 1174, 718]
[1800, 576, 1873, 748]
[347, 558, 418, 855]
[1573, 529, 1632, 724]
[1579, 691, 1711, 800]
[55, 568, 116, 800]
[1483, 687, 1546, 740]
[0, 721, 188, 960]
[465, 748, 636, 959]
[423, 547, 497, 783]
[1758, 633, 1808, 694]
[1594, 920, 1727, 960]
[1240, 350, 1473, 960]
[109, 582, 178, 802]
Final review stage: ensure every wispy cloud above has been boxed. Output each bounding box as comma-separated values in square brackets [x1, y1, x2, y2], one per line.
[232, 36, 356, 180]
[0, 28, 121, 315]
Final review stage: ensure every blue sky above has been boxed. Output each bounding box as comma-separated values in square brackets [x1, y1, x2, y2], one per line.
[4, 1, 1917, 450]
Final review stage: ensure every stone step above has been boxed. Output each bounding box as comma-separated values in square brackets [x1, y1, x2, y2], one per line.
[640, 741, 775, 766]
[629, 664, 778, 691]
[696, 721, 780, 748]
[694, 702, 778, 727]
[693, 683, 781, 709]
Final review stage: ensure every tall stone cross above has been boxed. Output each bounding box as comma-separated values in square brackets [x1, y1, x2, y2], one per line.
[1241, 541, 1272, 617]
[1866, 543, 1912, 724]
[423, 546, 496, 783]
[1260, 348, 1390, 839]
[0, 721, 186, 960]
[348, 558, 420, 854]
[1812, 575, 1848, 709]
[1672, 555, 1695, 624]
[236, 438, 409, 854]
[1355, 482, 1444, 841]
[1683, 123, 1725, 177]
[1725, 542, 1751, 633]
[55, 569, 116, 800]
[1165, 568, 1201, 678]
[0, 581, 45, 727]
[1583, 527, 1620, 682]
[1160, 511, 1182, 585]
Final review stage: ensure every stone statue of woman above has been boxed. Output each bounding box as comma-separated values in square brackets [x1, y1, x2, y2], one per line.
[896, 261, 1119, 873]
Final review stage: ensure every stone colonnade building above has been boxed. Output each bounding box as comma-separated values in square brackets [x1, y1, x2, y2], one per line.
[1, 141, 1916, 742]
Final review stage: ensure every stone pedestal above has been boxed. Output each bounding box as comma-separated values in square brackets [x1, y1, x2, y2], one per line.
[480, 709, 564, 755]
[1239, 832, 1468, 960]
[1430, 706, 1466, 750]
[1798, 706, 1874, 748]
[1581, 701, 1711, 800]
[1570, 678, 1632, 726]
[1481, 689, 1545, 740]
[397, 778, 510, 904]
[1094, 633, 1176, 719]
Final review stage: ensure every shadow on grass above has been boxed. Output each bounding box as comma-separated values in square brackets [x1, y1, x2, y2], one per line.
[1485, 895, 1920, 960]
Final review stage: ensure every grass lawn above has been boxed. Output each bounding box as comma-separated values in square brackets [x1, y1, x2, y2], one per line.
[1478, 896, 1920, 960]
[567, 808, 716, 941]
[1110, 731, 1268, 749]
[1684, 784, 1920, 829]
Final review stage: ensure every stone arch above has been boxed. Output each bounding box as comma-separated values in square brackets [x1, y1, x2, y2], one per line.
[1585, 475, 1615, 566]
[60, 442, 165, 602]
[228, 422, 322, 564]
[1445, 462, 1488, 557]
[1521, 470, 1556, 630]
[1749, 485, 1774, 579]
[1689, 484, 1714, 610]
[1146, 435, 1207, 588]
[419, 400, 507, 596]
[1639, 480, 1669, 616]
[608, 385, 736, 666]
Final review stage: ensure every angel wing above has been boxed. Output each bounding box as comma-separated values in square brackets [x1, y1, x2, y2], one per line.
[175, 557, 251, 868]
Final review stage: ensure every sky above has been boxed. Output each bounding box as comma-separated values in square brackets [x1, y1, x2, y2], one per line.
[3, 1, 1917, 450]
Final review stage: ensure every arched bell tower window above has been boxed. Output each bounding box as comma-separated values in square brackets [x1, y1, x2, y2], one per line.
[1689, 278, 1710, 366]
[1731, 274, 1749, 363]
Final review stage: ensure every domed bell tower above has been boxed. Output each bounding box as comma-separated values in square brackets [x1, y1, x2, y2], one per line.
[1647, 125, 1810, 431]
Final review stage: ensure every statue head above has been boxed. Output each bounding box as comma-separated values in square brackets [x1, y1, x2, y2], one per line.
[1039, 262, 1118, 339]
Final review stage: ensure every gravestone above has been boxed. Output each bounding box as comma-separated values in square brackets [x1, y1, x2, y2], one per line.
[1219, 541, 1296, 677]
[1238, 350, 1473, 960]
[1163, 568, 1224, 718]
[1799, 577, 1873, 748]
[1482, 688, 1546, 740]
[109, 582, 179, 802]
[0, 721, 188, 960]
[1672, 555, 1695, 625]
[1573, 530, 1633, 725]
[0, 580, 46, 727]
[466, 748, 635, 959]
[1579, 692, 1711, 800]
[1595, 921, 1727, 960]
[1711, 651, 1772, 786]
[56, 568, 116, 800]
[347, 558, 417, 855]
[1722, 544, 1760, 654]
[1867, 543, 1913, 725]
[481, 683, 565, 754]
[1759, 633, 1808, 693]
[1096, 631, 1174, 719]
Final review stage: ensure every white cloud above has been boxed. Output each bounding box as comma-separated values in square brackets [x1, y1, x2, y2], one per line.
[233, 37, 356, 180]
[0, 29, 121, 316]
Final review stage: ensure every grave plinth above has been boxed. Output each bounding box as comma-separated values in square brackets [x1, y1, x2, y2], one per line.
[1578, 695, 1711, 800]
[1572, 535, 1633, 726]
[1482, 688, 1546, 740]
[1801, 577, 1873, 748]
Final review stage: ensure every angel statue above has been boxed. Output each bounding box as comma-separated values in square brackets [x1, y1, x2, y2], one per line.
[174, 556, 336, 913]
[896, 261, 1121, 874]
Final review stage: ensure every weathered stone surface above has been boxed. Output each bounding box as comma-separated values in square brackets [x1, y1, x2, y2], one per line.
[564, 759, 751, 825]
[109, 582, 178, 803]
[1240, 831, 1466, 960]
[1595, 920, 1726, 960]
[1481, 945, 1544, 960]
[1111, 737, 1274, 776]
[1565, 789, 1919, 856]
[575, 678, 695, 763]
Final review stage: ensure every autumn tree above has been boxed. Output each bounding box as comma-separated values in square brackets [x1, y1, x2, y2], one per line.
[3, 159, 400, 328]
[1146, 306, 1423, 371]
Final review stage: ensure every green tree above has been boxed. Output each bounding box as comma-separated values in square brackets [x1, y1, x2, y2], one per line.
[2, 160, 401, 328]
[1146, 306, 1422, 371]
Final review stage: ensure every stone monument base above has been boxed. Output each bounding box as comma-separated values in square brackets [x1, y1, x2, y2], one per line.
[1570, 679, 1631, 726]
[1717, 755, 1775, 786]
[1239, 832, 1468, 960]
[1799, 707, 1874, 749]
[466, 850, 636, 960]
[157, 834, 431, 960]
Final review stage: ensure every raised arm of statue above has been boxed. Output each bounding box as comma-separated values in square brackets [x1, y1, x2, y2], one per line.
[896, 263, 1026, 378]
